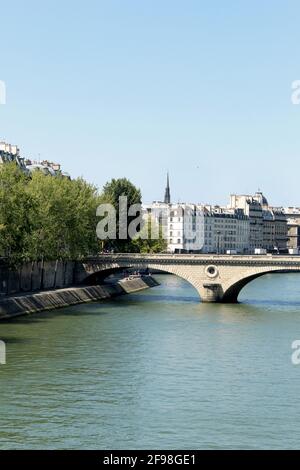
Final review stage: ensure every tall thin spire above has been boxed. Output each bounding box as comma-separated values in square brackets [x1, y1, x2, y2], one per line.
[164, 172, 171, 204]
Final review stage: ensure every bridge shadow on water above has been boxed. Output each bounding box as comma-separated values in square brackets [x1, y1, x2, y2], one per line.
[126, 292, 198, 304]
[114, 286, 279, 320]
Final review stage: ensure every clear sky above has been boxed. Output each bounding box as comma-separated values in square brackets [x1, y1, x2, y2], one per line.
[1, 0, 300, 206]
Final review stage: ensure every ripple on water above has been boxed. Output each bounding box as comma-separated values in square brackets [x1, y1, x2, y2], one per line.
[1, 274, 300, 449]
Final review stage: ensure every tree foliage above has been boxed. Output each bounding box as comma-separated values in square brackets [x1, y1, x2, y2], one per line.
[0, 163, 100, 264]
[100, 178, 142, 252]
[0, 166, 167, 264]
[0, 163, 34, 264]
[99, 178, 167, 253]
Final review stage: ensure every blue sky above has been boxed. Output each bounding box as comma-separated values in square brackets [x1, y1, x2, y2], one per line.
[1, 0, 300, 206]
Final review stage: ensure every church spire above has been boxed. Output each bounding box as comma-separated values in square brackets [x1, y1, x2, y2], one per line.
[164, 172, 171, 204]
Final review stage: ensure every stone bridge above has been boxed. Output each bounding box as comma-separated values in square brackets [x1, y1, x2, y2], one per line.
[75, 253, 300, 303]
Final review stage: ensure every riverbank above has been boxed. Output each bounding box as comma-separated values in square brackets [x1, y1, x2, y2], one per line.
[0, 276, 159, 320]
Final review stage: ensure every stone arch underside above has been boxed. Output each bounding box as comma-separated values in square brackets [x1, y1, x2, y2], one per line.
[222, 268, 300, 303]
[80, 262, 203, 299]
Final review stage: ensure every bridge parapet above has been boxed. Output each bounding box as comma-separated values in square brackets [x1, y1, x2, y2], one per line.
[85, 253, 300, 267]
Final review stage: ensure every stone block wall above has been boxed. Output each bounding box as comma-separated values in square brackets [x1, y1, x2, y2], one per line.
[0, 260, 76, 296]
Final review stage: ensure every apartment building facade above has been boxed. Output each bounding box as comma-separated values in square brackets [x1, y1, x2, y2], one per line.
[143, 202, 250, 254]
[229, 192, 288, 253]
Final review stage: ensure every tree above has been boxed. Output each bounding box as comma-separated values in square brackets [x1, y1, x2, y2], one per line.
[99, 178, 142, 252]
[0, 163, 102, 264]
[0, 166, 166, 263]
[132, 213, 167, 253]
[26, 172, 100, 260]
[0, 163, 35, 264]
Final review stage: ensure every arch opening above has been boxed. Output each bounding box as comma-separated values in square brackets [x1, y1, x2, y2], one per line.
[223, 269, 300, 303]
[81, 265, 202, 300]
[83, 267, 133, 285]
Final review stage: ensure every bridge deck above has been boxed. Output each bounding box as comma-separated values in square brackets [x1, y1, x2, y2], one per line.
[85, 253, 300, 267]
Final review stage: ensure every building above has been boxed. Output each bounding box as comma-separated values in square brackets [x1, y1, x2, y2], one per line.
[266, 207, 288, 252]
[25, 159, 71, 179]
[229, 192, 264, 250]
[0, 141, 19, 157]
[201, 205, 250, 254]
[0, 141, 28, 173]
[284, 208, 300, 252]
[0, 140, 70, 179]
[143, 201, 250, 254]
[145, 181, 289, 254]
[144, 177, 251, 254]
[229, 191, 288, 253]
[167, 203, 202, 253]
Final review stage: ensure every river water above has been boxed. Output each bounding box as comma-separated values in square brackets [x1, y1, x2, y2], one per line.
[1, 273, 300, 449]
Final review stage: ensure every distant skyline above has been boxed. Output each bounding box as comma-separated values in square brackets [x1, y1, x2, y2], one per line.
[1, 1, 300, 206]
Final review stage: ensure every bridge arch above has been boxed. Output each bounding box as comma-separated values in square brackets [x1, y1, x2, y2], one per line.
[76, 255, 300, 303]
[222, 268, 300, 303]
[80, 263, 203, 300]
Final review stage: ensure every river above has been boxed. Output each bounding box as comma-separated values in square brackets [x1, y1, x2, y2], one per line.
[1, 273, 300, 449]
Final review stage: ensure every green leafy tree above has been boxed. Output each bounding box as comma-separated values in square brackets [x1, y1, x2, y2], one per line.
[132, 214, 167, 253]
[26, 172, 100, 260]
[100, 178, 142, 252]
[0, 163, 101, 264]
[0, 163, 35, 264]
[0, 166, 166, 263]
